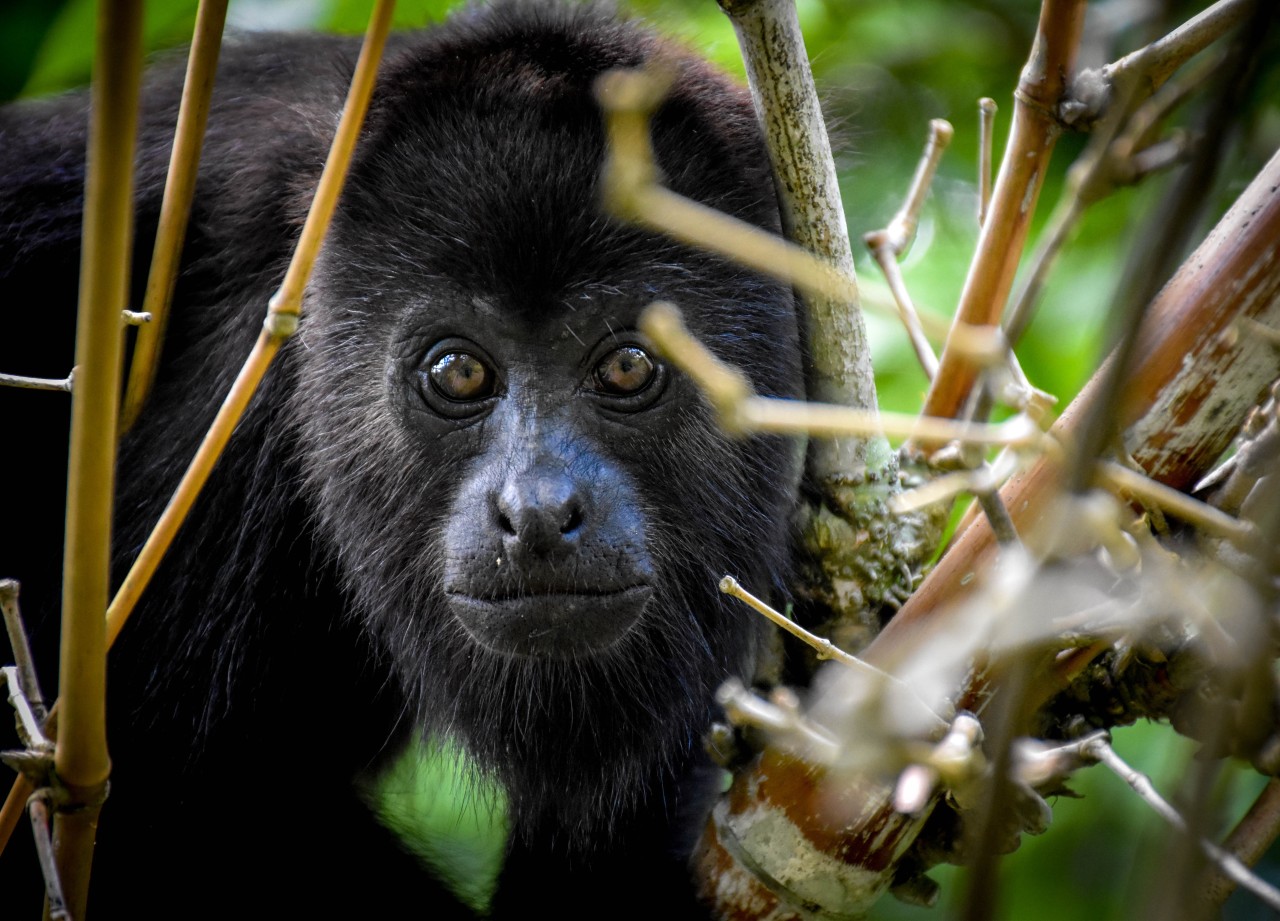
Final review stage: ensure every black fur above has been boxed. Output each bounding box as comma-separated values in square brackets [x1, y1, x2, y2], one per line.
[0, 2, 803, 916]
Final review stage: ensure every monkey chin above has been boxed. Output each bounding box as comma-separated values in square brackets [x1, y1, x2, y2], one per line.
[446, 585, 654, 659]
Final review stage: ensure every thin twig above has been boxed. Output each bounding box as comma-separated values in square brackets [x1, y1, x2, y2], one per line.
[2, 667, 50, 750]
[864, 119, 953, 379]
[639, 301, 1047, 448]
[1084, 736, 1280, 912]
[720, 576, 871, 670]
[876, 118, 954, 254]
[977, 98, 997, 226]
[1097, 460, 1257, 546]
[28, 793, 69, 921]
[0, 371, 74, 392]
[0, 581, 45, 724]
[719, 577, 947, 733]
[864, 248, 938, 379]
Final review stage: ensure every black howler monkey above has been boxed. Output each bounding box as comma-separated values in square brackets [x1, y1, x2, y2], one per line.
[0, 2, 803, 916]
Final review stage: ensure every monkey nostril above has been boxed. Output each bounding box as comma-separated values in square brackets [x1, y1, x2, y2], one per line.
[497, 509, 515, 535]
[561, 506, 583, 535]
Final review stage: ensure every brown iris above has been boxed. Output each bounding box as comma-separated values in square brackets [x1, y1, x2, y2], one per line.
[594, 346, 655, 396]
[429, 351, 494, 401]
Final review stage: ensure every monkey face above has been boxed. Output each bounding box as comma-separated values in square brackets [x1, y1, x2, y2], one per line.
[428, 323, 664, 659]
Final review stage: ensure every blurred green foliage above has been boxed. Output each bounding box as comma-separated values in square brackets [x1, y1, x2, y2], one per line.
[3, 1, 1277, 918]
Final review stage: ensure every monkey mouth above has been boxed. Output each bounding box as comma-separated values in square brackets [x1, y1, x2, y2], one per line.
[445, 585, 653, 659]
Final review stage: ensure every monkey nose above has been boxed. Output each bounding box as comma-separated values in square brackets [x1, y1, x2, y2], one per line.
[495, 473, 585, 554]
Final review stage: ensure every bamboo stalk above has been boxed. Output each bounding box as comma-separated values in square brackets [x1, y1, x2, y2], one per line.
[0, 0, 397, 870]
[120, 0, 230, 432]
[52, 1, 145, 914]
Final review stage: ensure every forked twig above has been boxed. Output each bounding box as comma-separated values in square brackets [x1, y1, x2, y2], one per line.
[864, 119, 953, 379]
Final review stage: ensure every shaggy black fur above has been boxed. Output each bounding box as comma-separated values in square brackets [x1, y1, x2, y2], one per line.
[0, 2, 803, 916]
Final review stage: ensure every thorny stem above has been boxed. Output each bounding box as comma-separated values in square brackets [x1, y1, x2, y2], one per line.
[1084, 736, 1280, 912]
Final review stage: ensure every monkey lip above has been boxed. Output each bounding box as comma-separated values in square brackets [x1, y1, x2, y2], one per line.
[445, 585, 653, 658]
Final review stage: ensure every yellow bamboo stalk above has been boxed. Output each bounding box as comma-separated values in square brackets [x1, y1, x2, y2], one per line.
[53, 0, 144, 914]
[120, 0, 230, 432]
[108, 0, 394, 640]
[0, 0, 397, 873]
[272, 0, 394, 317]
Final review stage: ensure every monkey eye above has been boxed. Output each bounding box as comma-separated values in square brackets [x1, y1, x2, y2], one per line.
[593, 346, 656, 396]
[428, 351, 495, 402]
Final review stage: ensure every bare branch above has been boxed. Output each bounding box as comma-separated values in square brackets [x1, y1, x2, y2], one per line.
[864, 119, 954, 380]
[916, 0, 1086, 433]
[719, 0, 879, 479]
[1067, 0, 1253, 126]
[639, 301, 1047, 448]
[870, 146, 1280, 668]
[977, 98, 997, 226]
[1084, 735, 1280, 912]
[0, 582, 45, 725]
[1204, 779, 1280, 908]
[0, 371, 74, 392]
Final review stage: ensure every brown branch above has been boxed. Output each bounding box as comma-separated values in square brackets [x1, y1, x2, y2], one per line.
[1067, 0, 1254, 126]
[867, 145, 1280, 666]
[915, 0, 1086, 433]
[1204, 779, 1280, 908]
